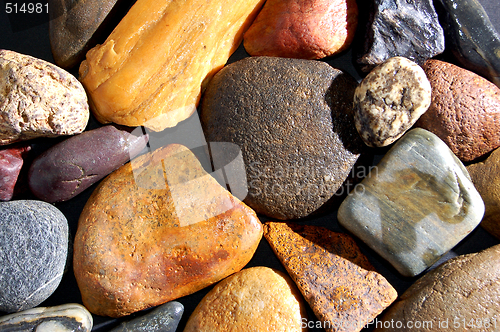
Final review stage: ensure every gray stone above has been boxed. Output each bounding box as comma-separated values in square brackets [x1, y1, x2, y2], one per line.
[0, 303, 92, 331]
[337, 128, 485, 277]
[0, 200, 69, 312]
[201, 56, 364, 220]
[354, 57, 431, 147]
[356, 0, 445, 72]
[109, 301, 183, 332]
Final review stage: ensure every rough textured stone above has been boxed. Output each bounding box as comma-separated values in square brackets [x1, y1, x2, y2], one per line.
[79, 0, 265, 131]
[28, 125, 148, 203]
[467, 148, 500, 240]
[374, 244, 500, 332]
[49, 0, 123, 69]
[0, 200, 69, 312]
[74, 144, 262, 317]
[338, 128, 485, 277]
[243, 0, 358, 59]
[436, 0, 500, 88]
[201, 56, 363, 220]
[0, 303, 92, 331]
[354, 57, 431, 147]
[0, 50, 89, 145]
[109, 301, 183, 332]
[0, 145, 30, 201]
[264, 222, 397, 332]
[183, 267, 308, 332]
[416, 59, 500, 162]
[356, 0, 444, 72]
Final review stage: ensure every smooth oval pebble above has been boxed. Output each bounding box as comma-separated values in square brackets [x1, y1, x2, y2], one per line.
[0, 303, 92, 331]
[0, 50, 89, 145]
[28, 125, 148, 203]
[0, 200, 69, 312]
[109, 301, 183, 332]
[354, 57, 431, 147]
[183, 266, 308, 332]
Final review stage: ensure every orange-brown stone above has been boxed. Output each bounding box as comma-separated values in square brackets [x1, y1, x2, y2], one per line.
[73, 144, 263, 317]
[263, 222, 397, 332]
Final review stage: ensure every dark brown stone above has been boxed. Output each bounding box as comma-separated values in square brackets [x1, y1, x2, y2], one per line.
[201, 56, 364, 220]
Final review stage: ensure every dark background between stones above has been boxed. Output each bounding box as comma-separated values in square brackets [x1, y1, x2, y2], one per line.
[0, 0, 499, 331]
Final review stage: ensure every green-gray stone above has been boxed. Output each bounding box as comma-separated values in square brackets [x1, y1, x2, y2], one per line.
[337, 128, 485, 277]
[109, 301, 183, 332]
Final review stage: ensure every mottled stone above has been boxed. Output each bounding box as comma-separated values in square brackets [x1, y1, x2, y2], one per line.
[416, 59, 500, 162]
[356, 0, 444, 72]
[74, 144, 262, 317]
[201, 56, 363, 220]
[49, 0, 123, 68]
[264, 222, 397, 332]
[243, 0, 358, 59]
[0, 200, 69, 312]
[338, 128, 485, 277]
[0, 303, 92, 331]
[184, 267, 307, 332]
[28, 125, 148, 203]
[467, 148, 500, 239]
[109, 301, 183, 332]
[436, 0, 500, 88]
[0, 145, 30, 201]
[354, 57, 431, 147]
[374, 244, 500, 332]
[0, 50, 89, 145]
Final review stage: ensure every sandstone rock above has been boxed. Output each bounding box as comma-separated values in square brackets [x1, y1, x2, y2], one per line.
[0, 145, 30, 201]
[467, 147, 500, 239]
[0, 50, 89, 145]
[356, 0, 444, 72]
[109, 301, 183, 332]
[416, 59, 500, 162]
[0, 200, 69, 312]
[354, 57, 431, 147]
[183, 266, 308, 332]
[0, 303, 92, 331]
[374, 244, 500, 332]
[73, 144, 262, 317]
[337, 128, 485, 277]
[201, 56, 364, 220]
[264, 222, 397, 332]
[243, 0, 358, 59]
[79, 0, 265, 131]
[28, 125, 148, 203]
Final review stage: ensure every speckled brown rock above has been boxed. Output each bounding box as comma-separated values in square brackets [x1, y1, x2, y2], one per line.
[264, 222, 397, 332]
[201, 56, 364, 220]
[354, 57, 431, 147]
[415, 59, 500, 162]
[467, 148, 500, 240]
[0, 145, 30, 201]
[243, 0, 358, 59]
[374, 244, 500, 332]
[73, 144, 263, 317]
[183, 267, 308, 332]
[0, 50, 89, 145]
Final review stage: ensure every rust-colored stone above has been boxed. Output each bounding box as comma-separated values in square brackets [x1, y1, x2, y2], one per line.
[73, 144, 262, 317]
[263, 222, 397, 332]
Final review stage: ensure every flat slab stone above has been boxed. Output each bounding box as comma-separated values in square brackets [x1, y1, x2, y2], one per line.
[264, 222, 397, 332]
[338, 128, 485, 277]
[109, 301, 183, 332]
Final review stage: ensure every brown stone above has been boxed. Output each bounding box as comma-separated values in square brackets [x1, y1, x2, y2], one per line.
[415, 59, 500, 162]
[374, 244, 500, 332]
[243, 0, 358, 59]
[467, 147, 500, 239]
[73, 144, 263, 317]
[183, 267, 308, 332]
[263, 222, 397, 332]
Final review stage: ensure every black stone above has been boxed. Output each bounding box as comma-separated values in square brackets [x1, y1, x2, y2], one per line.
[0, 200, 68, 312]
[356, 0, 445, 72]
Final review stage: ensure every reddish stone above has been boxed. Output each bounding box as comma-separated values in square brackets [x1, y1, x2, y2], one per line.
[0, 145, 30, 201]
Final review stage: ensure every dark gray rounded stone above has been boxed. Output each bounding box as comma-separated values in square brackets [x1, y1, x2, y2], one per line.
[201, 56, 364, 220]
[0, 200, 69, 312]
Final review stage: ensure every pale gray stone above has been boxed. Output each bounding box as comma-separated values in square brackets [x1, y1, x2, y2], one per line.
[109, 301, 183, 332]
